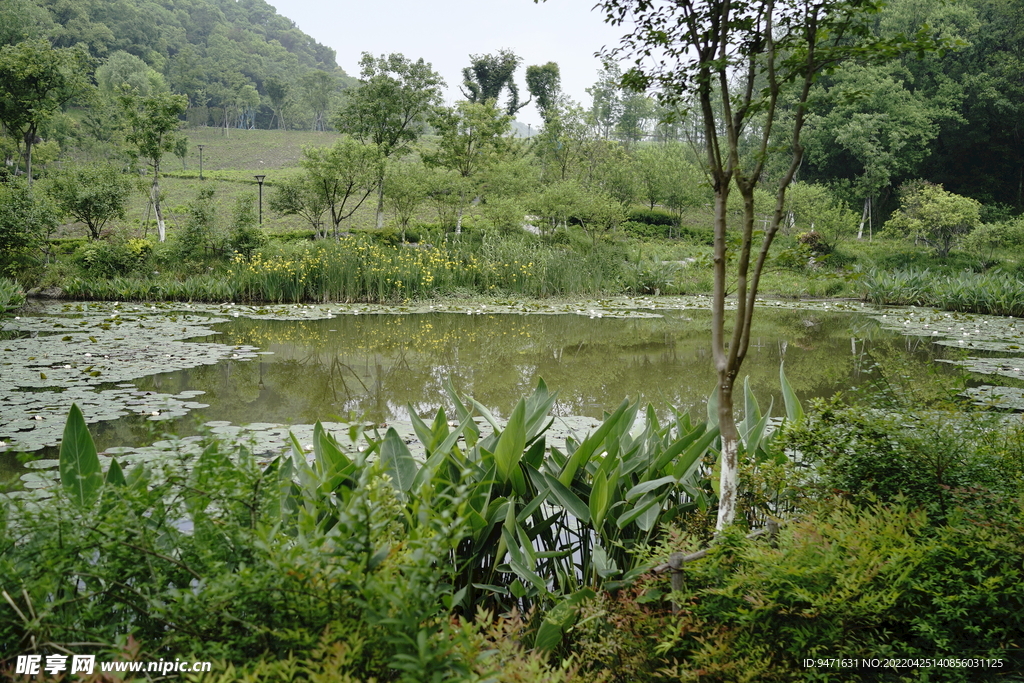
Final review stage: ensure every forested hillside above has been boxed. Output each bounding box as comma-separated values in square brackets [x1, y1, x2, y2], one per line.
[797, 0, 1024, 215]
[1, 0, 354, 131]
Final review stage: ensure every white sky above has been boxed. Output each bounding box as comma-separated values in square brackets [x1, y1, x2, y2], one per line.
[267, 0, 631, 127]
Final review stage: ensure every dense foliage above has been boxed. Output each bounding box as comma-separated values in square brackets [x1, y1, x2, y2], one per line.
[1, 0, 351, 133]
[3, 370, 1023, 680]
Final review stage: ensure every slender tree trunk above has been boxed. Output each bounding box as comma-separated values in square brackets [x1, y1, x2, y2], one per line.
[857, 197, 869, 239]
[375, 176, 385, 229]
[152, 160, 165, 242]
[23, 129, 34, 189]
[709, 182, 741, 532]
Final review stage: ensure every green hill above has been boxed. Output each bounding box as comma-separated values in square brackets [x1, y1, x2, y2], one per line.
[2, 0, 356, 130]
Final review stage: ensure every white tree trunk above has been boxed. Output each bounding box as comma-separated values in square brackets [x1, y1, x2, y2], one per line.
[151, 166, 165, 242]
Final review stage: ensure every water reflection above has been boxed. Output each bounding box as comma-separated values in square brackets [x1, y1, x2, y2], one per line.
[134, 309, 929, 427]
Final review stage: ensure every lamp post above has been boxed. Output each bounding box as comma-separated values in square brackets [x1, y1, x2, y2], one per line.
[197, 145, 205, 180]
[254, 174, 266, 226]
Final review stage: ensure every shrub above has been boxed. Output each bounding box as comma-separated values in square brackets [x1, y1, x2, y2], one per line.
[797, 229, 831, 254]
[174, 186, 220, 265]
[627, 207, 676, 227]
[228, 192, 266, 260]
[635, 499, 1024, 682]
[72, 238, 152, 278]
[0, 179, 56, 276]
[883, 181, 981, 258]
[783, 396, 1023, 516]
[0, 276, 25, 317]
[621, 220, 668, 240]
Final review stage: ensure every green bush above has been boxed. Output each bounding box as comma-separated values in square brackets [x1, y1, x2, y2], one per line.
[0, 276, 25, 317]
[622, 220, 669, 240]
[268, 229, 317, 242]
[228, 192, 266, 260]
[783, 396, 1023, 516]
[47, 236, 89, 255]
[0, 427, 471, 678]
[632, 499, 1024, 682]
[174, 186, 221, 266]
[72, 238, 153, 278]
[627, 207, 676, 226]
[0, 179, 56, 276]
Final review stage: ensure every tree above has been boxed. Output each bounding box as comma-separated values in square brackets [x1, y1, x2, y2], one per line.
[460, 49, 531, 116]
[295, 139, 382, 240]
[570, 187, 625, 245]
[802, 64, 942, 237]
[0, 179, 57, 274]
[586, 62, 623, 139]
[883, 181, 980, 257]
[264, 76, 289, 130]
[525, 62, 561, 125]
[333, 52, 444, 228]
[384, 161, 430, 242]
[269, 175, 331, 238]
[0, 0, 54, 46]
[422, 167, 473, 231]
[616, 92, 656, 144]
[425, 100, 512, 232]
[598, 0, 932, 532]
[0, 39, 92, 187]
[533, 98, 592, 182]
[301, 70, 335, 132]
[45, 162, 136, 240]
[784, 182, 858, 250]
[96, 51, 166, 96]
[118, 89, 188, 242]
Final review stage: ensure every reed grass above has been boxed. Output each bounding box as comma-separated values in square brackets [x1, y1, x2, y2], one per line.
[861, 267, 1024, 316]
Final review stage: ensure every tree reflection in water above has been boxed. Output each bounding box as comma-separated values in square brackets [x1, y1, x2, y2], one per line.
[133, 309, 946, 428]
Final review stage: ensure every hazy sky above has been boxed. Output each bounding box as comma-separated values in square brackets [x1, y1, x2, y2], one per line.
[268, 0, 631, 127]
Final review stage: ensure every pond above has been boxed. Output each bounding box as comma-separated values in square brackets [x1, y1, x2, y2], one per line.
[3, 297, 1020, 488]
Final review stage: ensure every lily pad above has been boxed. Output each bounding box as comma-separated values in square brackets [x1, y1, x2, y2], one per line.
[964, 385, 1024, 410]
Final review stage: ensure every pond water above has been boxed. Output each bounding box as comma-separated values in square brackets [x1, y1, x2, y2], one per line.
[144, 309, 909, 426]
[4, 297, 1016, 488]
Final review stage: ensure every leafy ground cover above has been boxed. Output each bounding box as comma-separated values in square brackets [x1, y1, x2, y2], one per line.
[2, 364, 1022, 682]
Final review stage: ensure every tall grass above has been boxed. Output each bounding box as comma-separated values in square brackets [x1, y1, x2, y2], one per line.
[61, 236, 645, 303]
[861, 267, 1024, 316]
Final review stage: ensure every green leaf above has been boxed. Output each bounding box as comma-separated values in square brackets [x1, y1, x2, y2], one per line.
[706, 383, 719, 429]
[590, 467, 612, 531]
[59, 403, 102, 507]
[673, 425, 720, 484]
[624, 475, 676, 502]
[380, 427, 418, 492]
[780, 361, 805, 424]
[524, 377, 557, 441]
[592, 543, 619, 578]
[636, 492, 661, 532]
[104, 457, 126, 487]
[558, 399, 629, 487]
[493, 398, 527, 483]
[535, 588, 596, 651]
[743, 412, 771, 457]
[313, 420, 351, 478]
[542, 471, 591, 523]
[616, 494, 659, 529]
[743, 375, 761, 428]
[650, 422, 706, 475]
